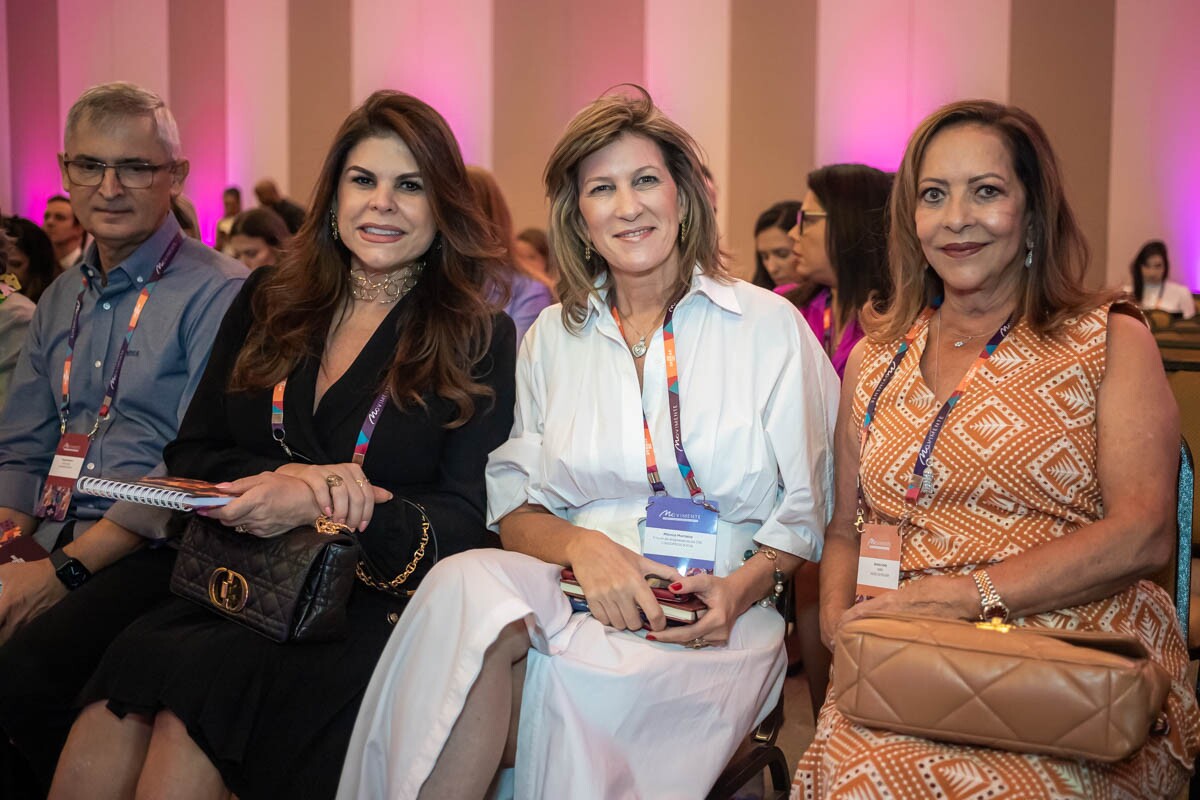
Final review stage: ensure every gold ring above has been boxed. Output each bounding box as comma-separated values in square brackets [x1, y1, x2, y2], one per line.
[325, 474, 344, 488]
[234, 524, 250, 534]
[685, 637, 711, 650]
[355, 478, 367, 487]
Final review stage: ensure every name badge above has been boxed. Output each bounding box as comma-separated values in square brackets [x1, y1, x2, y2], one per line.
[36, 433, 90, 522]
[642, 495, 719, 576]
[855, 522, 901, 598]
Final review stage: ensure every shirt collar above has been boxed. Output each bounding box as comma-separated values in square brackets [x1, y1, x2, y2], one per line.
[584, 264, 742, 323]
[79, 213, 183, 288]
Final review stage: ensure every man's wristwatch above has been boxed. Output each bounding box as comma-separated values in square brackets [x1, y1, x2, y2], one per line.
[970, 568, 1009, 622]
[49, 549, 92, 590]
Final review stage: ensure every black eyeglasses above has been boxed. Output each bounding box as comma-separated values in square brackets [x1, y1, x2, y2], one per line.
[63, 159, 176, 189]
[796, 209, 828, 234]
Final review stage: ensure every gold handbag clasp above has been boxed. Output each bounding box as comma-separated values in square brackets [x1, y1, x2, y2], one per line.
[208, 567, 249, 613]
[975, 617, 1013, 633]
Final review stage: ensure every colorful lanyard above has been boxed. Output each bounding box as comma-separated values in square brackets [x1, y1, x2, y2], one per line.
[860, 299, 1012, 507]
[271, 380, 389, 466]
[611, 301, 704, 500]
[58, 234, 183, 437]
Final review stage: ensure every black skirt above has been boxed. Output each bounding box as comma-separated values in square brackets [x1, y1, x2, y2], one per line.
[81, 584, 408, 800]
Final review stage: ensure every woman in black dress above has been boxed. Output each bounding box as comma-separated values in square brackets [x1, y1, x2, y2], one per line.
[48, 90, 516, 800]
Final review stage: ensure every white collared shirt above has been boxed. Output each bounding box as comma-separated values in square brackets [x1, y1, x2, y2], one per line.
[486, 267, 839, 573]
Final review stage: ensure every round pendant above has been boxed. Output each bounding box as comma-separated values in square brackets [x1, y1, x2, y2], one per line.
[631, 340, 647, 358]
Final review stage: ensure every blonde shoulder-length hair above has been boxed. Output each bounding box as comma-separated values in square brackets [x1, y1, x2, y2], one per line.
[865, 99, 1114, 342]
[543, 86, 728, 331]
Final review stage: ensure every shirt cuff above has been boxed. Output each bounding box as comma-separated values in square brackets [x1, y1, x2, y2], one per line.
[103, 499, 174, 540]
[0, 469, 46, 516]
[753, 519, 823, 563]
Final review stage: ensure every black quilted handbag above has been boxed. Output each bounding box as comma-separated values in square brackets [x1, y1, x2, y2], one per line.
[170, 515, 360, 643]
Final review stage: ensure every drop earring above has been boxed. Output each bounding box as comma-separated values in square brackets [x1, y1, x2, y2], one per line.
[1024, 233, 1034, 269]
[680, 214, 690, 243]
[330, 208, 340, 241]
[584, 241, 592, 262]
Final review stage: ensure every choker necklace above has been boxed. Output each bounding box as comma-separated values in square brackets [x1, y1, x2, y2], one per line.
[349, 263, 423, 303]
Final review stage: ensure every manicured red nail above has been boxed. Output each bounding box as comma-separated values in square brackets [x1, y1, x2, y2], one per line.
[669, 583, 682, 591]
[646, 635, 657, 641]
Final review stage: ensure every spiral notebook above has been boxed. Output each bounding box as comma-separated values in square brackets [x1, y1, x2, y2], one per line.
[75, 476, 235, 511]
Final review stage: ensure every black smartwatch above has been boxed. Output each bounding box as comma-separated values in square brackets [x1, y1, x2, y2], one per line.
[49, 549, 92, 590]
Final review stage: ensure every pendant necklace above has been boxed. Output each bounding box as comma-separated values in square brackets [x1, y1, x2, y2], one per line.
[621, 307, 666, 359]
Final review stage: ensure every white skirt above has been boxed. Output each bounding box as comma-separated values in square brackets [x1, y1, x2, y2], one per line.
[336, 549, 786, 800]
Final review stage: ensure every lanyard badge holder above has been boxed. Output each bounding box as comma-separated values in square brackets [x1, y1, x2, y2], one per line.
[36, 235, 183, 522]
[613, 302, 719, 576]
[854, 300, 1012, 599]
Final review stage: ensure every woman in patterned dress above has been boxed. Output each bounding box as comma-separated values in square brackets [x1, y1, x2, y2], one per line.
[795, 99, 1200, 799]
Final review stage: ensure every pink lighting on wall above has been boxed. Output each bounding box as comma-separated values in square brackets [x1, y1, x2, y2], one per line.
[7, 1, 62, 220]
[1107, 0, 1200, 290]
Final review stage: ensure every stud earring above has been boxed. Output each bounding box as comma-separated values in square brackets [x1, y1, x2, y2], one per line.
[330, 208, 340, 241]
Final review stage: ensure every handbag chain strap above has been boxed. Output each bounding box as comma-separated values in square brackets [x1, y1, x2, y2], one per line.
[353, 516, 430, 596]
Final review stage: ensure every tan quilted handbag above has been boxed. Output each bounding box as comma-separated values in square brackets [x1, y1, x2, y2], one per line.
[833, 612, 1172, 762]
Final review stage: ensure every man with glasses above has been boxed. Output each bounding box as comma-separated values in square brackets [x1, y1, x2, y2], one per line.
[0, 82, 246, 798]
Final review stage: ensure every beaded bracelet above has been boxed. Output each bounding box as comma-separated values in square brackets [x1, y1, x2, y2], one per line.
[742, 546, 786, 609]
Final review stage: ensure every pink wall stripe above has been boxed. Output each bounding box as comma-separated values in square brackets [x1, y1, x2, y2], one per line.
[7, 0, 61, 219]
[169, 0, 228, 245]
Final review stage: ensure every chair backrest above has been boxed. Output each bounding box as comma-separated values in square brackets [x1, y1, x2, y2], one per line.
[1175, 439, 1194, 632]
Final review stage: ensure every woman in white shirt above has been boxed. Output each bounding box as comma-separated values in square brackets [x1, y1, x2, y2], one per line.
[337, 88, 839, 800]
[1126, 239, 1195, 319]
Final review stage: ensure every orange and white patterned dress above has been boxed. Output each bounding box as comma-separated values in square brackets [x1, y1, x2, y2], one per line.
[794, 305, 1200, 799]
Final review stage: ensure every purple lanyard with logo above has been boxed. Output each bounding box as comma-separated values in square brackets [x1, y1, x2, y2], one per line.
[271, 379, 389, 465]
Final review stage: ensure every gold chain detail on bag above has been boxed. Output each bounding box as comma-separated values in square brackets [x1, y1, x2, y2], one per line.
[315, 515, 352, 535]
[354, 516, 430, 596]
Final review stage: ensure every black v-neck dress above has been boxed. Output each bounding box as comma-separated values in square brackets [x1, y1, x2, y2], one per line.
[81, 269, 516, 799]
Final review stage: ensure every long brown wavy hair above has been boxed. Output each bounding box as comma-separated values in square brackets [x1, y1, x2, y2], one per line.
[543, 86, 728, 331]
[229, 90, 506, 425]
[866, 100, 1113, 342]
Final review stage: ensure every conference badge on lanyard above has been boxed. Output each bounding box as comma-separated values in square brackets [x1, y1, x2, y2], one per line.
[613, 301, 720, 575]
[36, 234, 182, 522]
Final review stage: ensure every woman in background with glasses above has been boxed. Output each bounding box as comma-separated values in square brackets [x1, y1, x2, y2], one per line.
[788, 165, 894, 379]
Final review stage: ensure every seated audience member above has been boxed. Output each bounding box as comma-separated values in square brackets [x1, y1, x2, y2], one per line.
[42, 194, 86, 271]
[0, 82, 246, 799]
[788, 164, 893, 379]
[337, 87, 838, 800]
[254, 177, 307, 234]
[50, 90, 515, 800]
[3, 216, 58, 303]
[229, 206, 290, 270]
[215, 185, 242, 252]
[171, 194, 202, 239]
[0, 229, 35, 411]
[1126, 239, 1195, 320]
[515, 226, 558, 288]
[796, 100, 1200, 798]
[466, 165, 555, 341]
[752, 200, 817, 306]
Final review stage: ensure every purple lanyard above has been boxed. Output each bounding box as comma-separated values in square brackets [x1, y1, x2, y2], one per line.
[859, 298, 1012, 507]
[59, 234, 183, 436]
[271, 380, 389, 466]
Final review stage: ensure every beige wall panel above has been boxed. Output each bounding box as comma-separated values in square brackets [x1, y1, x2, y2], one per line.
[644, 0, 731, 239]
[727, 0, 816, 280]
[288, 0, 351, 208]
[227, 0, 290, 202]
[1107, 0, 1200, 289]
[1009, 0, 1115, 289]
[493, 0, 644, 233]
[352, 0, 493, 166]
